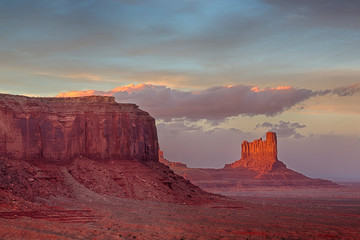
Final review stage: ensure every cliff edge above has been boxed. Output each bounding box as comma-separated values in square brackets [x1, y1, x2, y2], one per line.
[0, 93, 158, 163]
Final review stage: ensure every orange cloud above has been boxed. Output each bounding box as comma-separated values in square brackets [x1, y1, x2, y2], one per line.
[56, 90, 97, 98]
[251, 86, 291, 92]
[110, 84, 147, 93]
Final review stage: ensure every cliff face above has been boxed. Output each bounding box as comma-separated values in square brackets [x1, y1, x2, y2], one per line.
[230, 132, 285, 172]
[0, 94, 159, 163]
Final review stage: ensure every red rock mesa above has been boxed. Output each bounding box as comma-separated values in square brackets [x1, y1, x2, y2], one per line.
[0, 93, 218, 205]
[0, 94, 158, 163]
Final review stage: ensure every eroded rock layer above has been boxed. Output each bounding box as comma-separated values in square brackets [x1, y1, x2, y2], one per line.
[0, 94, 158, 163]
[230, 132, 284, 172]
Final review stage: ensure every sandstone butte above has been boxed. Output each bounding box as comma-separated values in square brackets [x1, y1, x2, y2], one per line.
[0, 93, 220, 205]
[160, 132, 338, 195]
[229, 132, 285, 173]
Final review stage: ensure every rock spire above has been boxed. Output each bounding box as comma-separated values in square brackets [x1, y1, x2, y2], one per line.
[230, 132, 285, 172]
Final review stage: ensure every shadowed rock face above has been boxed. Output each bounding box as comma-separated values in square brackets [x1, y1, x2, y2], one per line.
[0, 94, 159, 163]
[230, 132, 285, 172]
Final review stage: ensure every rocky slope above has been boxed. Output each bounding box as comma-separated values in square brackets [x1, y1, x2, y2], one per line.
[0, 93, 219, 205]
[160, 132, 338, 195]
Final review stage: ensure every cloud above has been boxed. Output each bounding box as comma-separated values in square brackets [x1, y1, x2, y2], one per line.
[56, 89, 103, 98]
[57, 83, 313, 122]
[2, 0, 360, 97]
[156, 122, 204, 135]
[315, 83, 360, 97]
[256, 121, 306, 138]
[331, 84, 360, 96]
[263, 0, 360, 29]
[36, 72, 105, 82]
[256, 122, 273, 128]
[57, 83, 360, 123]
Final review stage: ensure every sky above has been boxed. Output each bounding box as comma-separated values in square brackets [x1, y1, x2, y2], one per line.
[1, 0, 360, 180]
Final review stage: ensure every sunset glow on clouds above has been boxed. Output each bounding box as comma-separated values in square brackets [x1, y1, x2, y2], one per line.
[57, 83, 360, 122]
[1, 0, 360, 179]
[58, 84, 314, 122]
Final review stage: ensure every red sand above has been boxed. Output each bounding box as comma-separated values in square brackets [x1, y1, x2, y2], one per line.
[0, 183, 359, 239]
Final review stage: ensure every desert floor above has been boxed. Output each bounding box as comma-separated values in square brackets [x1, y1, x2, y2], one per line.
[0, 183, 359, 240]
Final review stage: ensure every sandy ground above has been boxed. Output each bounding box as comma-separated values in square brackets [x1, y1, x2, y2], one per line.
[0, 183, 359, 240]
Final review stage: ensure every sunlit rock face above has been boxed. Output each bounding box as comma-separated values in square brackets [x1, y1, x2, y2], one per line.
[0, 93, 159, 163]
[230, 132, 286, 172]
[160, 132, 338, 194]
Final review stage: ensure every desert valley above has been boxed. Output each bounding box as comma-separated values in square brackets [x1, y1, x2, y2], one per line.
[2, 1, 360, 239]
[0, 93, 359, 239]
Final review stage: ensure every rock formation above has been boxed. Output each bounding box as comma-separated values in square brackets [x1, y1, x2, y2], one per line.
[160, 133, 338, 194]
[0, 93, 158, 163]
[0, 93, 220, 205]
[229, 132, 286, 172]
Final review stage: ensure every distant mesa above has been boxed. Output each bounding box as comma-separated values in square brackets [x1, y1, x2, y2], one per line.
[160, 132, 338, 195]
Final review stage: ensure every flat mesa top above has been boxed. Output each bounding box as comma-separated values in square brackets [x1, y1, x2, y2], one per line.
[0, 93, 144, 114]
[0, 93, 116, 103]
